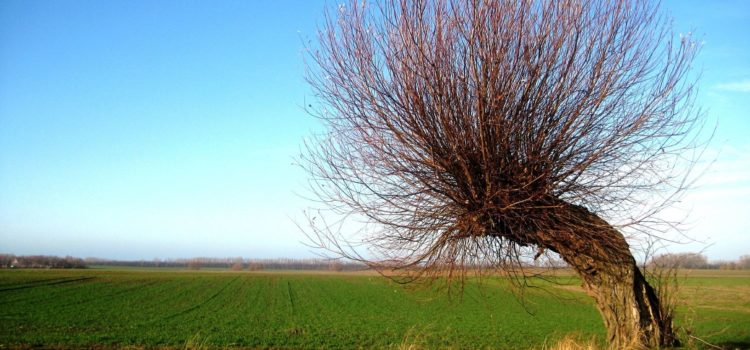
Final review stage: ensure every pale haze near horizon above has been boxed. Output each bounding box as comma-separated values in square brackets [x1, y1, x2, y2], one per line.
[1, 0, 748, 261]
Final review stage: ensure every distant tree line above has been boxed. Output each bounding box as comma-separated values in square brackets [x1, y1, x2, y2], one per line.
[5, 253, 745, 271]
[0, 254, 87, 269]
[85, 257, 367, 272]
[648, 253, 750, 270]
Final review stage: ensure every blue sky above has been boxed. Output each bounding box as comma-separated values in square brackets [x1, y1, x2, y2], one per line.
[0, 1, 748, 260]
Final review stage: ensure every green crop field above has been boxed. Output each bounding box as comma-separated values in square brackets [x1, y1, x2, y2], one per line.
[0, 268, 748, 349]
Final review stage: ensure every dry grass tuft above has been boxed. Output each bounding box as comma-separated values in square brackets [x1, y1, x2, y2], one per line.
[396, 325, 431, 350]
[183, 333, 212, 350]
[539, 334, 602, 350]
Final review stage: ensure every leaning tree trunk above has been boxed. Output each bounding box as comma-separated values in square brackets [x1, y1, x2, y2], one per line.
[538, 204, 678, 349]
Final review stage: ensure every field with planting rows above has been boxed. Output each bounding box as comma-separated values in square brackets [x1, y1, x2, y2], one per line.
[0, 268, 748, 349]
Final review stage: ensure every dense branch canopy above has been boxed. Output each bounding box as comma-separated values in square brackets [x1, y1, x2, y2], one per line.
[302, 0, 701, 279]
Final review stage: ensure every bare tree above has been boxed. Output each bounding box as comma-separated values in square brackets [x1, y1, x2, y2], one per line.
[649, 252, 708, 269]
[302, 1, 702, 348]
[739, 255, 750, 270]
[187, 259, 202, 271]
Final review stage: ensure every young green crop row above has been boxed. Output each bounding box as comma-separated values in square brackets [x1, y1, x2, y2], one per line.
[0, 269, 748, 349]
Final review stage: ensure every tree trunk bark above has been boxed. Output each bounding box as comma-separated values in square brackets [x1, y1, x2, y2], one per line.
[539, 204, 678, 349]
